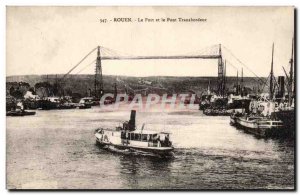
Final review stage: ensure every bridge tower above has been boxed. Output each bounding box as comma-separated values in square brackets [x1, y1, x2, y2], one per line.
[217, 44, 224, 96]
[94, 46, 104, 98]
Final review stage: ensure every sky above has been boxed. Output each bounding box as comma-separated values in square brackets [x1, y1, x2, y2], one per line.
[6, 6, 294, 77]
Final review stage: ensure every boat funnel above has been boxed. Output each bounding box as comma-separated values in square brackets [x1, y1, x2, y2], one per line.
[278, 76, 285, 98]
[128, 110, 136, 131]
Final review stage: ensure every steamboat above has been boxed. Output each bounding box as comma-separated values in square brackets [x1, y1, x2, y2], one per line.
[95, 110, 174, 156]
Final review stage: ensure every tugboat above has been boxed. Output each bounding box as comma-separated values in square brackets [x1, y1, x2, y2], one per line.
[95, 110, 174, 156]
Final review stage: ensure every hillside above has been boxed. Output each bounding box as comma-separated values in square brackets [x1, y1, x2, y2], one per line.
[6, 74, 268, 97]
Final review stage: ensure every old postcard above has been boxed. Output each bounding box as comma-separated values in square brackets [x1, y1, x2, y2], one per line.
[6, 6, 295, 190]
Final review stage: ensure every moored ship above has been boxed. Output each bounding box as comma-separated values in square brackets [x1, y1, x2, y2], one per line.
[273, 38, 295, 138]
[274, 108, 295, 137]
[76, 97, 94, 109]
[6, 100, 36, 116]
[235, 115, 283, 137]
[232, 43, 290, 138]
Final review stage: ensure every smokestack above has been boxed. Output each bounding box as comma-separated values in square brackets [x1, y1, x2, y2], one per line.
[128, 110, 136, 131]
[278, 76, 285, 98]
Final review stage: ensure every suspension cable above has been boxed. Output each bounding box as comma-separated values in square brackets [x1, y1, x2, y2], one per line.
[75, 59, 96, 75]
[222, 46, 267, 85]
[61, 47, 98, 80]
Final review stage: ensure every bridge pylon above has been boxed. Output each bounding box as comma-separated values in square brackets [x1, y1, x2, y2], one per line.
[94, 46, 104, 98]
[217, 44, 225, 96]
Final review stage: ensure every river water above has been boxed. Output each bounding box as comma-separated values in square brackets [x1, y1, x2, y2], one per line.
[6, 106, 295, 189]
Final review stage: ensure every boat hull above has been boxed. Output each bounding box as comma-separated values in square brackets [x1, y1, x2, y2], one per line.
[274, 109, 295, 137]
[235, 117, 284, 138]
[203, 108, 231, 116]
[6, 111, 36, 116]
[77, 104, 92, 109]
[95, 137, 174, 156]
[36, 100, 58, 110]
[230, 115, 237, 125]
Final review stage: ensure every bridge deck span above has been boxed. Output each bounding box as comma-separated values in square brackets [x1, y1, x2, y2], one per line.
[101, 55, 221, 60]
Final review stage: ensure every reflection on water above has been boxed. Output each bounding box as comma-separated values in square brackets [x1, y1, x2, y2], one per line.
[6, 107, 294, 189]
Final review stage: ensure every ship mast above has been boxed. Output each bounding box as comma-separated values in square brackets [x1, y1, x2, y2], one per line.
[241, 68, 243, 96]
[223, 60, 226, 97]
[270, 43, 274, 100]
[289, 38, 294, 106]
[236, 70, 239, 95]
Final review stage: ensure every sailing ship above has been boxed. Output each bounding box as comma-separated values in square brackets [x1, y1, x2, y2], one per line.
[95, 110, 174, 156]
